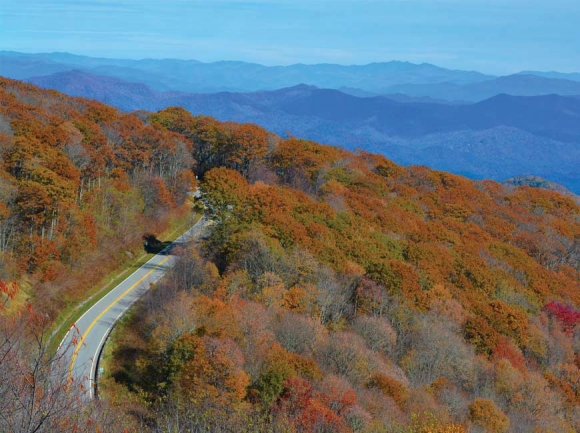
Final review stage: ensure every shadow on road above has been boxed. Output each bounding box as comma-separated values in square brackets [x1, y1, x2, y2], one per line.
[143, 233, 187, 255]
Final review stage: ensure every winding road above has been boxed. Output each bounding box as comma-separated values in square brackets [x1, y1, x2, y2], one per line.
[58, 216, 208, 399]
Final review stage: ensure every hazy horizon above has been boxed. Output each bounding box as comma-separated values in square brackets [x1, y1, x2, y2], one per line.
[1, 0, 580, 76]
[3, 49, 579, 77]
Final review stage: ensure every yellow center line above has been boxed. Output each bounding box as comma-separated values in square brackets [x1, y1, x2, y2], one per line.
[68, 256, 171, 377]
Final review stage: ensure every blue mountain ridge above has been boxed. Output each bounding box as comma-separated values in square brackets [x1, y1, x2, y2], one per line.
[23, 69, 580, 193]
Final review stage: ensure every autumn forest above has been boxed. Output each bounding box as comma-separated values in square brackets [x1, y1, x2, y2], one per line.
[1, 77, 580, 432]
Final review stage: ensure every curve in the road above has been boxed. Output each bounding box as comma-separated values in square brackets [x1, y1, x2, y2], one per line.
[68, 255, 170, 377]
[59, 217, 208, 399]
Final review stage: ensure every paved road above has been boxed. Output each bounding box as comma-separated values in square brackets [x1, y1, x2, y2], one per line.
[58, 216, 208, 398]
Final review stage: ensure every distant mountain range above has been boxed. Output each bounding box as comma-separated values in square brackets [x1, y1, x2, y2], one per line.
[28, 70, 165, 110]
[4, 51, 580, 102]
[23, 69, 580, 193]
[1, 50, 494, 94]
[26, 70, 580, 140]
[517, 70, 580, 82]
[384, 74, 580, 102]
[3, 51, 580, 192]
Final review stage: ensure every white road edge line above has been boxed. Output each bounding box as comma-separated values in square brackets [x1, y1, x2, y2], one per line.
[88, 219, 206, 398]
[59, 216, 206, 398]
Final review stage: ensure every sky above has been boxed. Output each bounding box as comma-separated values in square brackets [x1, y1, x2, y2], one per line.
[1, 0, 579, 75]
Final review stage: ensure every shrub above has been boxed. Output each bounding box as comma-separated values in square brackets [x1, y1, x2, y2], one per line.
[468, 398, 509, 433]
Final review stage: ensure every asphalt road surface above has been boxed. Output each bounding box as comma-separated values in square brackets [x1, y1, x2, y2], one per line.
[58, 216, 208, 399]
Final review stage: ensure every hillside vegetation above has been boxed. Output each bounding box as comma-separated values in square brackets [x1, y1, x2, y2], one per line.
[0, 76, 196, 315]
[24, 71, 580, 193]
[0, 77, 199, 431]
[1, 79, 579, 432]
[104, 107, 580, 432]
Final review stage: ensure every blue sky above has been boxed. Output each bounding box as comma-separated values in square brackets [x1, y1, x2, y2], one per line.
[1, 0, 579, 74]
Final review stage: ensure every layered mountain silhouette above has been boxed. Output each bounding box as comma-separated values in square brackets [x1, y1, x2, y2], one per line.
[517, 70, 580, 82]
[386, 74, 580, 102]
[8, 51, 580, 193]
[0, 51, 494, 94]
[27, 70, 164, 110]
[26, 71, 580, 140]
[25, 69, 580, 193]
[5, 51, 580, 102]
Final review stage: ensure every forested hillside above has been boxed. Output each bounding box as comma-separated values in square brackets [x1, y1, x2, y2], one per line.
[0, 78, 198, 430]
[1, 79, 579, 432]
[25, 71, 580, 193]
[0, 76, 198, 433]
[0, 77, 196, 313]
[105, 107, 580, 432]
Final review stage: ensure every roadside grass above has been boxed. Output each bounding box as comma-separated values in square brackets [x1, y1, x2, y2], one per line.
[48, 208, 201, 356]
[98, 309, 143, 404]
[1, 279, 31, 314]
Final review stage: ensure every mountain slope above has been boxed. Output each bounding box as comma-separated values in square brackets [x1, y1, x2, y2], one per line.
[465, 74, 580, 100]
[0, 54, 73, 80]
[28, 70, 167, 110]
[501, 175, 580, 204]
[242, 85, 580, 144]
[519, 70, 580, 82]
[0, 74, 195, 313]
[111, 104, 580, 432]
[465, 93, 580, 143]
[2, 77, 580, 433]
[381, 127, 580, 191]
[176, 88, 580, 192]
[384, 74, 580, 101]
[26, 71, 580, 192]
